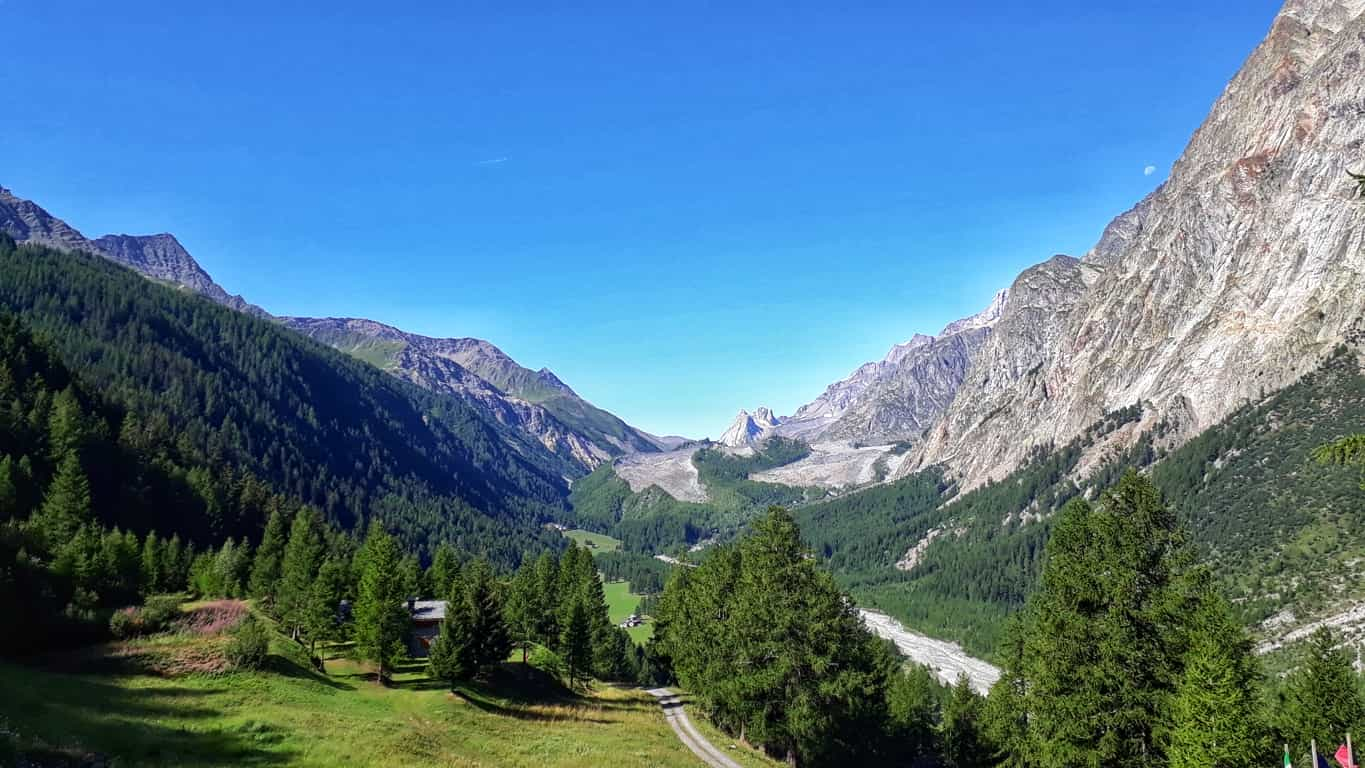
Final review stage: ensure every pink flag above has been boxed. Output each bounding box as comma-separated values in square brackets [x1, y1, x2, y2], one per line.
[1337, 744, 1356, 768]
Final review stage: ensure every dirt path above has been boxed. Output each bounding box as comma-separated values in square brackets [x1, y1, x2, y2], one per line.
[646, 688, 743, 768]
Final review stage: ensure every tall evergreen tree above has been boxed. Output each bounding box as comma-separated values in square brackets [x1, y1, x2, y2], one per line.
[139, 530, 164, 594]
[940, 674, 987, 768]
[249, 506, 289, 607]
[461, 558, 513, 675]
[353, 522, 409, 681]
[302, 556, 347, 667]
[278, 507, 325, 640]
[428, 576, 475, 690]
[998, 472, 1193, 768]
[887, 663, 941, 761]
[1168, 596, 1266, 768]
[560, 596, 593, 689]
[0, 455, 18, 522]
[505, 559, 541, 663]
[1281, 628, 1365, 760]
[427, 543, 460, 601]
[34, 452, 92, 547]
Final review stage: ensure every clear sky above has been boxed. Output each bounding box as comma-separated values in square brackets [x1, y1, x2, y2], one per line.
[3, 0, 1283, 439]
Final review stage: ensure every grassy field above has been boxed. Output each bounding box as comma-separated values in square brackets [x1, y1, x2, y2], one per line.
[604, 580, 653, 644]
[563, 528, 622, 552]
[0, 604, 737, 768]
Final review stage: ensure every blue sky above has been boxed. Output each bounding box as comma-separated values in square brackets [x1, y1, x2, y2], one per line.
[3, 0, 1282, 438]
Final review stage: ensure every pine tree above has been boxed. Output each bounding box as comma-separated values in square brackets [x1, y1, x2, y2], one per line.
[278, 507, 325, 639]
[249, 506, 289, 607]
[140, 530, 164, 594]
[302, 556, 347, 668]
[1002, 473, 1191, 768]
[399, 553, 423, 599]
[0, 455, 18, 522]
[1168, 596, 1266, 768]
[561, 596, 593, 689]
[462, 558, 513, 674]
[353, 522, 409, 681]
[533, 551, 560, 647]
[1282, 628, 1365, 758]
[427, 543, 460, 600]
[35, 452, 92, 547]
[505, 559, 541, 663]
[887, 663, 940, 760]
[428, 581, 474, 690]
[163, 534, 187, 592]
[941, 674, 987, 768]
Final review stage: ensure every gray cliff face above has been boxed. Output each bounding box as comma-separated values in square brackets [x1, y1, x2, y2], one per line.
[905, 0, 1365, 487]
[0, 186, 97, 253]
[781, 290, 1008, 445]
[824, 327, 991, 443]
[283, 317, 658, 469]
[718, 407, 782, 447]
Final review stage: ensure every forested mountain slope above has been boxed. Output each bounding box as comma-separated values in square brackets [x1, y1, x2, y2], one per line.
[0, 234, 569, 561]
[796, 350, 1365, 657]
[285, 317, 661, 471]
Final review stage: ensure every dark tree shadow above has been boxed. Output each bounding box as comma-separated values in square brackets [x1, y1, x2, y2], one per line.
[1, 665, 296, 766]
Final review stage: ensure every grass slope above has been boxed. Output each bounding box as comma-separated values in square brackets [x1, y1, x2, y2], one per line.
[564, 529, 622, 552]
[603, 581, 652, 644]
[0, 617, 726, 767]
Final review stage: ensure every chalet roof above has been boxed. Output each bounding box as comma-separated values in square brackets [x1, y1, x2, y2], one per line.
[409, 599, 447, 622]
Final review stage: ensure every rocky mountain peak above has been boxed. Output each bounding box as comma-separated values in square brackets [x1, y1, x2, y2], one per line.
[718, 407, 781, 447]
[903, 0, 1365, 488]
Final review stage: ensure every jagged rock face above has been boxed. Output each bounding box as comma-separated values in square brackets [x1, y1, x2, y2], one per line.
[0, 186, 97, 252]
[0, 187, 266, 316]
[824, 326, 991, 442]
[718, 407, 782, 447]
[284, 317, 655, 469]
[94, 234, 267, 317]
[904, 0, 1365, 487]
[784, 289, 1009, 445]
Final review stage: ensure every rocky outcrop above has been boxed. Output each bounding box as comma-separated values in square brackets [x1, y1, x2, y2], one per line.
[779, 289, 1009, 446]
[717, 407, 782, 447]
[903, 0, 1365, 487]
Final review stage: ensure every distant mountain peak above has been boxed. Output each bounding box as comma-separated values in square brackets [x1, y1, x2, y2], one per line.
[718, 407, 781, 447]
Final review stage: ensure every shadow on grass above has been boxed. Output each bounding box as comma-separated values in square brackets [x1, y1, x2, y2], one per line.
[265, 652, 355, 691]
[0, 663, 295, 766]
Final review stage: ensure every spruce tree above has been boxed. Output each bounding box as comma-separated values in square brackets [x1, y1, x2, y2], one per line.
[140, 530, 164, 594]
[533, 551, 561, 647]
[505, 559, 540, 663]
[940, 674, 987, 768]
[427, 543, 460, 600]
[0, 455, 18, 522]
[428, 583, 474, 690]
[1168, 596, 1265, 768]
[887, 663, 940, 760]
[35, 452, 92, 546]
[1001, 472, 1192, 768]
[249, 506, 289, 607]
[353, 522, 409, 681]
[561, 596, 593, 689]
[302, 556, 347, 667]
[463, 558, 513, 674]
[1282, 628, 1365, 758]
[278, 507, 325, 639]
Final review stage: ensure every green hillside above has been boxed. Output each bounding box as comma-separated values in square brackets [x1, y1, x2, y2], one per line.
[568, 437, 823, 553]
[0, 234, 569, 561]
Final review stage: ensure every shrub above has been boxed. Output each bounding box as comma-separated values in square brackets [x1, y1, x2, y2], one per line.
[529, 645, 567, 682]
[109, 596, 183, 639]
[225, 614, 271, 670]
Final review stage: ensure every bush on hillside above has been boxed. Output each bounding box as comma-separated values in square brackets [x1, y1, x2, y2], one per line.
[109, 596, 182, 639]
[225, 614, 271, 670]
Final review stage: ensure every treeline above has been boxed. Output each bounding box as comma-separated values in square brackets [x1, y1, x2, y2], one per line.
[0, 234, 568, 562]
[593, 550, 672, 595]
[981, 471, 1365, 767]
[654, 507, 988, 766]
